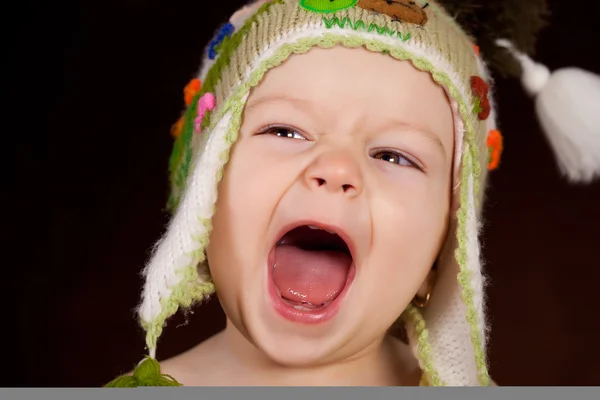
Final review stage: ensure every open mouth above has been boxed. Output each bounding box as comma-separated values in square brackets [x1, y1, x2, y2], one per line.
[268, 224, 355, 323]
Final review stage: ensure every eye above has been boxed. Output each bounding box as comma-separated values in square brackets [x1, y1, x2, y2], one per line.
[372, 149, 421, 170]
[259, 125, 307, 141]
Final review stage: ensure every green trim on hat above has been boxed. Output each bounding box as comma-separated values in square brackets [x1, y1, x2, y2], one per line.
[145, 30, 487, 385]
[403, 305, 444, 386]
[457, 150, 489, 386]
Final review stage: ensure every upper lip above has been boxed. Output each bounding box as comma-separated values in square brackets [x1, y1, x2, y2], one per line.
[273, 219, 358, 262]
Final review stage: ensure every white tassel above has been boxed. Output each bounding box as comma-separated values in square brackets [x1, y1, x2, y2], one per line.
[496, 39, 600, 183]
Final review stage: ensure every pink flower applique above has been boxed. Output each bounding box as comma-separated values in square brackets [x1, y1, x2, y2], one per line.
[194, 93, 216, 133]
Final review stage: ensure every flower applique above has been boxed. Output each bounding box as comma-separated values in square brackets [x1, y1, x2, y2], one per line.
[208, 23, 235, 60]
[471, 76, 491, 120]
[171, 79, 202, 138]
[170, 117, 185, 138]
[357, 0, 428, 25]
[194, 93, 216, 133]
[487, 129, 503, 170]
[184, 79, 202, 107]
[300, 0, 358, 13]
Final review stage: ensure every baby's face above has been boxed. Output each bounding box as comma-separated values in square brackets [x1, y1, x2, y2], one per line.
[207, 46, 454, 366]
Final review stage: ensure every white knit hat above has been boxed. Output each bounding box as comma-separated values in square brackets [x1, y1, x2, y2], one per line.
[105, 0, 600, 387]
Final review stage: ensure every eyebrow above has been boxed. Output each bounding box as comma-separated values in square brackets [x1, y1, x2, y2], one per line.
[245, 94, 313, 112]
[381, 118, 448, 155]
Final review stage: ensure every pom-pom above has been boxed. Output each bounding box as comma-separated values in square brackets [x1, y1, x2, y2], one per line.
[104, 357, 182, 387]
[497, 39, 600, 183]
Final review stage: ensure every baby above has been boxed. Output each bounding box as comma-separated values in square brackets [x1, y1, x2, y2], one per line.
[106, 0, 593, 387]
[161, 45, 454, 386]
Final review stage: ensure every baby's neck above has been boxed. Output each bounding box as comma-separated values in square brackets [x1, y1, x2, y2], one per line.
[175, 323, 420, 386]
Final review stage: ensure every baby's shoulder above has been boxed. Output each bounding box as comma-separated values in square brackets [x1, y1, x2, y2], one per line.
[159, 334, 225, 386]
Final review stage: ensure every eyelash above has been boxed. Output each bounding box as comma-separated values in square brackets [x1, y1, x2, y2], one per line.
[258, 125, 422, 171]
[259, 125, 307, 141]
[371, 148, 421, 170]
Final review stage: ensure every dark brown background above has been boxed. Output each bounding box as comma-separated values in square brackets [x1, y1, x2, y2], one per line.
[6, 0, 600, 387]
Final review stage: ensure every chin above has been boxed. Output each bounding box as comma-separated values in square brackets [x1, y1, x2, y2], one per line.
[234, 265, 364, 368]
[243, 302, 362, 368]
[253, 332, 342, 367]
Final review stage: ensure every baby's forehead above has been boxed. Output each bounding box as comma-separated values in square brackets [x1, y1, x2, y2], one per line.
[246, 46, 453, 138]
[257, 46, 436, 88]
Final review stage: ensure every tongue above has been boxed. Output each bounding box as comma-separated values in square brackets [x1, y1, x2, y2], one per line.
[272, 245, 351, 305]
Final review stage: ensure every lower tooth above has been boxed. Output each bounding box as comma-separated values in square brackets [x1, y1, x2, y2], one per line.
[284, 297, 331, 310]
[293, 305, 310, 311]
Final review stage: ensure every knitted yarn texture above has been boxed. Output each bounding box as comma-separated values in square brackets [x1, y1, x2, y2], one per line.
[129, 0, 501, 387]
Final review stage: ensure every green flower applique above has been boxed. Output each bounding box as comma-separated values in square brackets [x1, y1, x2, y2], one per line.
[300, 0, 358, 13]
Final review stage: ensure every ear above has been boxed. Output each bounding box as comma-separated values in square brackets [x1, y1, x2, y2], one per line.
[416, 268, 437, 300]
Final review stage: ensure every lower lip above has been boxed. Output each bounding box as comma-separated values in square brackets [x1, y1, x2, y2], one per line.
[266, 246, 356, 324]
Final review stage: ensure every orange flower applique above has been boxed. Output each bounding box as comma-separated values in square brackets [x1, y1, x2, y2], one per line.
[171, 116, 184, 138]
[170, 78, 202, 139]
[473, 44, 480, 56]
[471, 76, 491, 120]
[184, 78, 202, 107]
[487, 129, 503, 171]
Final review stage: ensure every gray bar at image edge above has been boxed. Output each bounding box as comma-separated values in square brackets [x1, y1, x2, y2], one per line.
[1, 387, 599, 400]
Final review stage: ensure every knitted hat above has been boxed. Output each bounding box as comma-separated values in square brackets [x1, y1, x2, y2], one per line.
[106, 0, 600, 387]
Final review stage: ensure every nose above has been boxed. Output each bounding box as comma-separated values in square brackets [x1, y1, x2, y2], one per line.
[304, 150, 363, 197]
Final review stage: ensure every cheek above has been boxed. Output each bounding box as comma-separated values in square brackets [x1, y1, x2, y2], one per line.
[207, 141, 297, 286]
[365, 183, 449, 300]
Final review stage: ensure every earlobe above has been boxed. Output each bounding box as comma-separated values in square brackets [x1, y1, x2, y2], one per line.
[412, 268, 437, 308]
